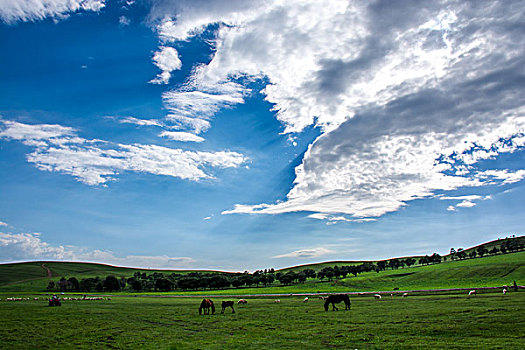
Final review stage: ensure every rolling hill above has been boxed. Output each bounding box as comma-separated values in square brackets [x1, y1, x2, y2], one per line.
[0, 236, 523, 293]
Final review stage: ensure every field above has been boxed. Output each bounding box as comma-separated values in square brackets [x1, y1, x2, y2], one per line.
[0, 290, 523, 349]
[1, 251, 523, 294]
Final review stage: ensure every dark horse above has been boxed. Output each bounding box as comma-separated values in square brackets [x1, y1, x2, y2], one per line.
[199, 298, 215, 315]
[221, 301, 235, 314]
[324, 294, 351, 311]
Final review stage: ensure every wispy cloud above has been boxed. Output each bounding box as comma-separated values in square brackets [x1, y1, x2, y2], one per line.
[159, 131, 204, 143]
[273, 247, 335, 259]
[119, 15, 130, 27]
[0, 120, 246, 185]
[0, 0, 106, 24]
[0, 231, 195, 269]
[442, 194, 493, 211]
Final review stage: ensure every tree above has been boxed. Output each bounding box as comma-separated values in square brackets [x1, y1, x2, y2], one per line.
[46, 281, 56, 291]
[456, 248, 466, 260]
[302, 269, 316, 279]
[103, 275, 121, 292]
[405, 258, 416, 267]
[297, 272, 307, 283]
[131, 279, 143, 291]
[450, 248, 456, 260]
[476, 245, 488, 257]
[155, 278, 174, 292]
[68, 277, 80, 291]
[430, 253, 442, 264]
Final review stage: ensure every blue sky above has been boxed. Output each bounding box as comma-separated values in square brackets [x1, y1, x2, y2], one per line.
[0, 0, 524, 271]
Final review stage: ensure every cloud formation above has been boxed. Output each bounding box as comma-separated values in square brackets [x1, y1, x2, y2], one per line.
[0, 0, 105, 23]
[0, 120, 246, 185]
[150, 46, 182, 84]
[0, 231, 195, 268]
[148, 0, 525, 219]
[273, 247, 335, 259]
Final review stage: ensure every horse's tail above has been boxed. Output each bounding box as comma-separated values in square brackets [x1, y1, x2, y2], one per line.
[324, 299, 329, 311]
[210, 301, 215, 314]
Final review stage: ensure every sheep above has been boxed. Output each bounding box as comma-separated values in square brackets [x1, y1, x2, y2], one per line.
[237, 299, 248, 304]
[274, 299, 281, 303]
[468, 290, 476, 298]
[374, 294, 382, 300]
[402, 293, 408, 297]
[503, 288, 507, 295]
[303, 297, 309, 302]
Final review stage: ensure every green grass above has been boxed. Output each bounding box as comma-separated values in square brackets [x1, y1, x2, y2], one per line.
[1, 251, 523, 293]
[0, 291, 523, 349]
[0, 261, 220, 292]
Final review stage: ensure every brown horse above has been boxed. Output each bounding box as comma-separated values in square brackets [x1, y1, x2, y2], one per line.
[221, 301, 235, 313]
[324, 294, 351, 311]
[199, 298, 215, 315]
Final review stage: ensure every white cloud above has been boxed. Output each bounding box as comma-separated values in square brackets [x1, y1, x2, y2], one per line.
[0, 231, 196, 269]
[117, 116, 164, 128]
[119, 15, 130, 26]
[439, 195, 483, 201]
[456, 200, 476, 208]
[0, 0, 105, 23]
[0, 221, 8, 226]
[159, 131, 204, 142]
[150, 46, 182, 84]
[273, 247, 335, 259]
[175, 0, 525, 219]
[307, 213, 376, 224]
[0, 120, 246, 185]
[165, 114, 211, 134]
[447, 205, 456, 211]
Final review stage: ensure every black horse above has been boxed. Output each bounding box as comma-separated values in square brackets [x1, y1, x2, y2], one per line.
[324, 294, 351, 311]
[221, 301, 235, 313]
[199, 299, 215, 315]
[48, 295, 61, 307]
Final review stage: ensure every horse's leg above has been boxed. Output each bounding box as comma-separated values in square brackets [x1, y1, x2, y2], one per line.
[221, 306, 225, 314]
[231, 305, 235, 313]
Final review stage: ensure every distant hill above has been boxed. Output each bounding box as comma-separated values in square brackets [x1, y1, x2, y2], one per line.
[0, 236, 523, 293]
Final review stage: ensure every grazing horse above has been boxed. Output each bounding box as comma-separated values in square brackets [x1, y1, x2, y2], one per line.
[221, 301, 235, 314]
[324, 294, 351, 311]
[199, 299, 215, 315]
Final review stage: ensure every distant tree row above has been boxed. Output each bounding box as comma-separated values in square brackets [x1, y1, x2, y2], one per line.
[45, 236, 523, 293]
[449, 236, 524, 261]
[46, 269, 278, 293]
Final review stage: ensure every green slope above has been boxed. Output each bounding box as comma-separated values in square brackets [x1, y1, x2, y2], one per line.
[0, 261, 215, 292]
[1, 251, 523, 293]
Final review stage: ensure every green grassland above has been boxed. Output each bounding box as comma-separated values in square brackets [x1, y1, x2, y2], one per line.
[0, 291, 523, 349]
[1, 251, 523, 294]
[0, 261, 211, 292]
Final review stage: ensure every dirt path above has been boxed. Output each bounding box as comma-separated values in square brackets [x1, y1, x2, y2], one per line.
[41, 263, 52, 277]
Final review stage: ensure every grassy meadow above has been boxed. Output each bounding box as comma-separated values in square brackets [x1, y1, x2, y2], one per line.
[1, 251, 522, 294]
[0, 245, 524, 348]
[0, 290, 523, 349]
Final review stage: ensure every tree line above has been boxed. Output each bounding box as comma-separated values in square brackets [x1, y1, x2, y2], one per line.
[46, 236, 524, 293]
[448, 236, 524, 260]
